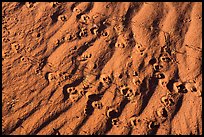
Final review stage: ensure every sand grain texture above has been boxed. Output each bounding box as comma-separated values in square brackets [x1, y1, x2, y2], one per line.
[2, 2, 202, 135]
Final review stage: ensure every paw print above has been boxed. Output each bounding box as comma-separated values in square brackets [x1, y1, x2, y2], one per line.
[112, 118, 120, 126]
[90, 24, 99, 35]
[47, 72, 58, 82]
[173, 81, 188, 93]
[66, 87, 80, 102]
[159, 53, 171, 62]
[153, 64, 163, 72]
[118, 84, 135, 100]
[80, 53, 92, 61]
[161, 95, 175, 106]
[58, 15, 67, 22]
[134, 42, 146, 56]
[100, 74, 112, 86]
[115, 42, 125, 48]
[129, 116, 141, 127]
[156, 107, 168, 122]
[80, 14, 90, 24]
[73, 7, 82, 15]
[153, 72, 165, 79]
[25, 2, 35, 8]
[147, 121, 159, 130]
[106, 108, 119, 118]
[66, 87, 78, 94]
[92, 101, 103, 109]
[78, 27, 88, 37]
[115, 35, 128, 48]
[113, 24, 124, 35]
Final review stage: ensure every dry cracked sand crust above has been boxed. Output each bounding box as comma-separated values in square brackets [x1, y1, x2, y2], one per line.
[2, 2, 202, 135]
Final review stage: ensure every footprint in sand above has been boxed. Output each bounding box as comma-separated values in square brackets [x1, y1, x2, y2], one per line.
[66, 87, 81, 102]
[160, 94, 175, 107]
[79, 53, 92, 61]
[153, 63, 163, 72]
[153, 72, 165, 79]
[90, 24, 99, 35]
[129, 116, 141, 127]
[100, 74, 112, 86]
[106, 108, 119, 118]
[58, 15, 68, 22]
[111, 118, 120, 127]
[173, 81, 188, 93]
[155, 107, 168, 123]
[80, 14, 90, 24]
[78, 26, 88, 38]
[147, 120, 159, 130]
[91, 101, 103, 109]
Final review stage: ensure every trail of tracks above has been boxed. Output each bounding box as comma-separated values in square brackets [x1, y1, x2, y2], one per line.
[2, 2, 202, 135]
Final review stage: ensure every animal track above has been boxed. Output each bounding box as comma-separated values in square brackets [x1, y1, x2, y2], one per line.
[47, 72, 59, 82]
[160, 94, 175, 106]
[160, 56, 171, 63]
[114, 24, 124, 35]
[100, 74, 112, 86]
[67, 87, 77, 94]
[80, 14, 90, 24]
[115, 42, 125, 48]
[173, 81, 188, 93]
[129, 116, 141, 127]
[153, 72, 165, 79]
[101, 30, 109, 37]
[156, 107, 168, 123]
[115, 35, 128, 48]
[106, 108, 119, 118]
[73, 7, 82, 15]
[185, 82, 197, 93]
[58, 15, 68, 22]
[111, 118, 119, 126]
[2, 2, 201, 135]
[78, 26, 88, 38]
[79, 53, 92, 61]
[91, 101, 103, 109]
[147, 120, 159, 130]
[117, 84, 137, 101]
[153, 64, 163, 72]
[90, 24, 99, 35]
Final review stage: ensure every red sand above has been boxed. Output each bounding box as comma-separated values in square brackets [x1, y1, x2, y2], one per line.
[2, 2, 202, 135]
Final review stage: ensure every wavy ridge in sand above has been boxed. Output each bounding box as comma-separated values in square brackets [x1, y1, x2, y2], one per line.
[2, 2, 202, 135]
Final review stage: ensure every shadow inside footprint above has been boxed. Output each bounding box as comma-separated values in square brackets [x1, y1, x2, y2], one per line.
[97, 82, 103, 91]
[170, 95, 184, 121]
[51, 7, 64, 24]
[166, 79, 177, 92]
[149, 57, 157, 65]
[139, 77, 158, 115]
[88, 94, 101, 101]
[62, 77, 84, 102]
[147, 121, 160, 135]
[62, 86, 69, 102]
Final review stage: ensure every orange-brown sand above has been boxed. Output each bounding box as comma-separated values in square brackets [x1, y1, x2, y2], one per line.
[2, 2, 202, 135]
